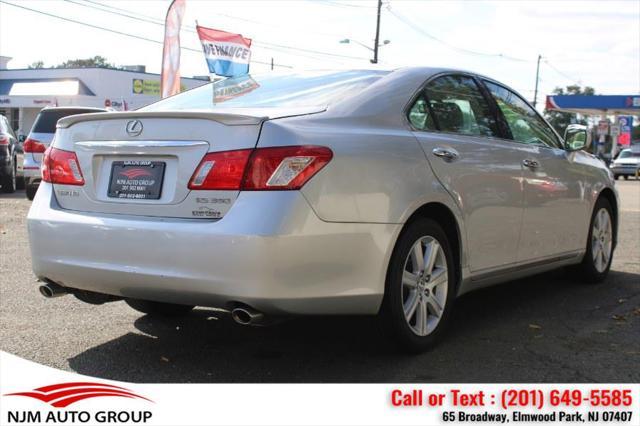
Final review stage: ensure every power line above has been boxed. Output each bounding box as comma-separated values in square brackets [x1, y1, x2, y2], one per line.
[0, 0, 292, 69]
[386, 3, 531, 63]
[543, 59, 583, 85]
[71, 0, 369, 62]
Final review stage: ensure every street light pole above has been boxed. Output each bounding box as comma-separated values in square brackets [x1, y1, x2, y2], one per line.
[372, 0, 382, 64]
[533, 54, 542, 108]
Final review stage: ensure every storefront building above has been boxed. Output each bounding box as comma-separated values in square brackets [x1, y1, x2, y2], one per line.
[0, 56, 208, 137]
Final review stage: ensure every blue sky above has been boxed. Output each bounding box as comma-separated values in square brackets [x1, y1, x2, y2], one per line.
[1, 0, 638, 107]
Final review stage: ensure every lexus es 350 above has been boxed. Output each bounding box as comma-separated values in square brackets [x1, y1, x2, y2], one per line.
[27, 69, 618, 351]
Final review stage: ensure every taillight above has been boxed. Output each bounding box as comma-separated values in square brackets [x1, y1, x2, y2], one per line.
[188, 149, 252, 190]
[242, 146, 333, 190]
[23, 138, 46, 153]
[188, 145, 333, 191]
[0, 136, 8, 145]
[41, 147, 85, 186]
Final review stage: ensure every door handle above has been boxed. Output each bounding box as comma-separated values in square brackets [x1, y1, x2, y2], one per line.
[522, 158, 540, 169]
[432, 147, 459, 162]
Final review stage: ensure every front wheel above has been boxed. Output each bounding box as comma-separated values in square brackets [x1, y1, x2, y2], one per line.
[572, 198, 615, 283]
[125, 298, 195, 316]
[379, 218, 456, 353]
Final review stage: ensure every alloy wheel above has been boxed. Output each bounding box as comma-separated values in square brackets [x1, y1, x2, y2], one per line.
[401, 236, 448, 336]
[591, 207, 612, 273]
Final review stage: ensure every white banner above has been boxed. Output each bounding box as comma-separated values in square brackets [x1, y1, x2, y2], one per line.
[1, 351, 638, 425]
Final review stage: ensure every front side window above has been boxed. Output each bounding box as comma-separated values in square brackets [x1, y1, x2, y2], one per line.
[419, 75, 499, 137]
[484, 81, 560, 148]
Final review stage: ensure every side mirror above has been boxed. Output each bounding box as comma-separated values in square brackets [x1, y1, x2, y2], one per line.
[564, 124, 589, 152]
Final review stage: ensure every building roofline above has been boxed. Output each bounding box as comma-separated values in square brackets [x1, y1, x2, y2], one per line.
[0, 66, 206, 81]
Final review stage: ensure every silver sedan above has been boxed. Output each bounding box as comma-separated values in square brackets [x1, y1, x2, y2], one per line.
[28, 68, 618, 352]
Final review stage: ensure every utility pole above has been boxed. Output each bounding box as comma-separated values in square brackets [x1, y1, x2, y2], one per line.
[371, 0, 382, 64]
[271, 57, 274, 71]
[533, 54, 542, 108]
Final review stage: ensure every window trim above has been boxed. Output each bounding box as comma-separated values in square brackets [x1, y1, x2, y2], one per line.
[403, 71, 509, 140]
[479, 78, 565, 150]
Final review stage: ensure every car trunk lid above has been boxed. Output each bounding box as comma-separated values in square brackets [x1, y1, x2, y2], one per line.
[50, 110, 287, 219]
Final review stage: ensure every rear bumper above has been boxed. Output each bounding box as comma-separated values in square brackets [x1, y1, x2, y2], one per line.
[28, 183, 400, 315]
[23, 154, 41, 181]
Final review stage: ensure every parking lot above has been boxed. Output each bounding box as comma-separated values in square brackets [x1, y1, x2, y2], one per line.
[0, 181, 638, 383]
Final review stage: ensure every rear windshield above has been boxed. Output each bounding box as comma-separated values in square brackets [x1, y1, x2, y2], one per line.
[142, 70, 388, 111]
[32, 109, 102, 133]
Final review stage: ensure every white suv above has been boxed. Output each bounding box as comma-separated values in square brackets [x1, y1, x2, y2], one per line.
[23, 107, 105, 199]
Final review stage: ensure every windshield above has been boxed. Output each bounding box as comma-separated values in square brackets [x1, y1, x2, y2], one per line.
[142, 70, 388, 111]
[619, 150, 640, 159]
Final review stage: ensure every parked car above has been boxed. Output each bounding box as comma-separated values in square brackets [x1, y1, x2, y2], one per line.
[610, 148, 640, 180]
[27, 69, 618, 352]
[23, 107, 106, 200]
[0, 114, 24, 193]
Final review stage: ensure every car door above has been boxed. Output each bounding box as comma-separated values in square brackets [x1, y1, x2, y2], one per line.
[482, 80, 589, 262]
[409, 74, 527, 273]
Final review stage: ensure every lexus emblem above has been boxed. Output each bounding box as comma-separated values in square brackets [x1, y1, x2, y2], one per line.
[126, 119, 143, 137]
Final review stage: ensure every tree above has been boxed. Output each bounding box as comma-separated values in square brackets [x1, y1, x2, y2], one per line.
[28, 61, 44, 69]
[55, 56, 114, 69]
[544, 85, 596, 137]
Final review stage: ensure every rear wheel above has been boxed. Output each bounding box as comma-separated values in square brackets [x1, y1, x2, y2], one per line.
[26, 184, 38, 200]
[623, 175, 629, 180]
[1, 159, 16, 193]
[614, 175, 619, 180]
[379, 218, 456, 353]
[572, 198, 614, 283]
[125, 298, 194, 316]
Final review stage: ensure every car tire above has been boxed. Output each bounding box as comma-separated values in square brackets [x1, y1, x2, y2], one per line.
[572, 197, 615, 283]
[623, 175, 629, 180]
[125, 298, 195, 316]
[379, 218, 456, 353]
[1, 159, 17, 193]
[613, 175, 619, 180]
[26, 184, 38, 201]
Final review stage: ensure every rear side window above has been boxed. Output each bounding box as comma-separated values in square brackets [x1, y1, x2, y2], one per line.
[32, 109, 100, 133]
[484, 81, 561, 148]
[411, 75, 499, 137]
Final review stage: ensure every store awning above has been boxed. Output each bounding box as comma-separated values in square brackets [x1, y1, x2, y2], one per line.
[0, 78, 95, 97]
[546, 95, 640, 115]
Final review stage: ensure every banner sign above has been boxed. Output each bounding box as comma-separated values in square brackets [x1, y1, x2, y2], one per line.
[618, 116, 633, 146]
[196, 25, 252, 77]
[133, 79, 185, 95]
[160, 0, 186, 98]
[213, 75, 259, 103]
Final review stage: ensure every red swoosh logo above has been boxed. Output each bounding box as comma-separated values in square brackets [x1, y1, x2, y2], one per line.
[119, 168, 153, 179]
[4, 382, 152, 408]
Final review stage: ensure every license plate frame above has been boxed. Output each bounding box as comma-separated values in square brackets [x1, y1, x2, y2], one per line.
[107, 160, 166, 200]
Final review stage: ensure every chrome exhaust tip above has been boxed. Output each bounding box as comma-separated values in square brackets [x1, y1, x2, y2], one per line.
[39, 281, 68, 298]
[231, 306, 265, 326]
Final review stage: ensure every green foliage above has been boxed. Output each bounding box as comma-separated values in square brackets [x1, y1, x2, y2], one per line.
[55, 56, 114, 69]
[27, 61, 44, 69]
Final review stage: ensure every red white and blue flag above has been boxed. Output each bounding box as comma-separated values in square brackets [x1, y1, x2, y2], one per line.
[196, 25, 252, 77]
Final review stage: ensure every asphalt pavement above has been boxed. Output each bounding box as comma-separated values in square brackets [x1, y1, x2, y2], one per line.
[1, 181, 638, 383]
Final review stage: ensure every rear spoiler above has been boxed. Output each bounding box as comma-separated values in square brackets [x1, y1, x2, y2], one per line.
[57, 110, 268, 129]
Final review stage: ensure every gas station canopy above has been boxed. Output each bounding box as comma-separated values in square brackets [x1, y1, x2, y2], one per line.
[546, 95, 640, 116]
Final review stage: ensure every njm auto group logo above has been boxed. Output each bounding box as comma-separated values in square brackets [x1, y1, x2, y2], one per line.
[3, 381, 153, 424]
